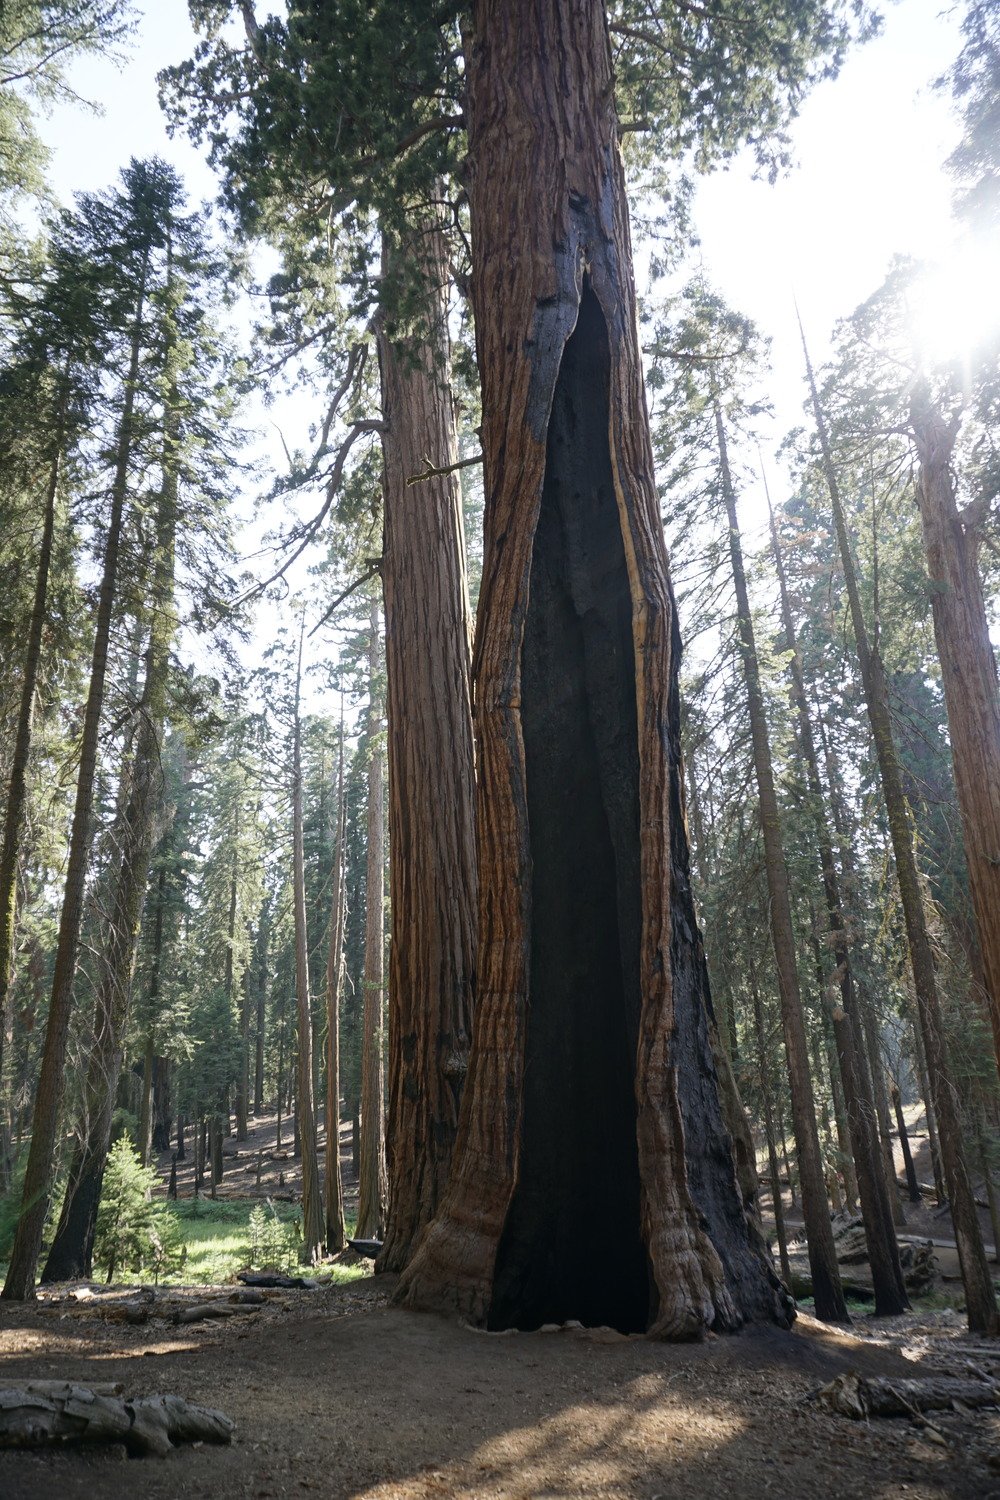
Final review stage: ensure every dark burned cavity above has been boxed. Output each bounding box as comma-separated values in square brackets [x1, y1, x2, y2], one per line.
[488, 284, 650, 1335]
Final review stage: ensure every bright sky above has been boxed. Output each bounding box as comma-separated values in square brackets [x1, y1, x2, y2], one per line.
[33, 0, 974, 657]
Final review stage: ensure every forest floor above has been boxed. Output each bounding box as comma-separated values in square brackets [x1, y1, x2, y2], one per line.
[2, 1275, 1000, 1498]
[3, 1104, 999, 1496]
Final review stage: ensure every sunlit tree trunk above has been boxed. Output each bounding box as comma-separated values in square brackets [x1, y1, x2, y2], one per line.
[398, 0, 788, 1337]
[909, 380, 1000, 1077]
[803, 333, 998, 1334]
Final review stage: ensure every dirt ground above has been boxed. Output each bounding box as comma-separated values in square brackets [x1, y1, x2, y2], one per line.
[2, 1277, 1000, 1499]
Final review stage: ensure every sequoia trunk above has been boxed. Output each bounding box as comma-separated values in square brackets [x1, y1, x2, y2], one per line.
[376, 219, 477, 1274]
[356, 597, 387, 1241]
[397, 0, 789, 1336]
[909, 381, 1000, 1076]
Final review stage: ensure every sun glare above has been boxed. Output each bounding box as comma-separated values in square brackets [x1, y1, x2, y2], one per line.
[907, 241, 1000, 368]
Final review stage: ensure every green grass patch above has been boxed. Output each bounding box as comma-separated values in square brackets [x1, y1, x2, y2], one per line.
[161, 1199, 367, 1286]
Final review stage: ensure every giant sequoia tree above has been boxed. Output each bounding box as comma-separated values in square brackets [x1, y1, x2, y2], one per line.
[396, 1, 791, 1337]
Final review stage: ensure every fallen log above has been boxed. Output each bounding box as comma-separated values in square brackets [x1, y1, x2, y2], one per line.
[813, 1371, 1000, 1420]
[0, 1383, 234, 1457]
[172, 1300, 259, 1325]
[237, 1271, 318, 1289]
[347, 1237, 383, 1259]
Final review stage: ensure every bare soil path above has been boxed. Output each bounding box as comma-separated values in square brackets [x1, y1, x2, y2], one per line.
[2, 1278, 999, 1499]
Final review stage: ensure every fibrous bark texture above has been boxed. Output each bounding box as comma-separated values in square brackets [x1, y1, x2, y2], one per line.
[910, 382, 1000, 1075]
[356, 597, 387, 1241]
[396, 0, 790, 1338]
[376, 218, 477, 1274]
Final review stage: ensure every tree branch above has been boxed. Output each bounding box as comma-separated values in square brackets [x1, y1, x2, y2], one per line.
[309, 559, 383, 637]
[235, 420, 383, 606]
[405, 452, 483, 487]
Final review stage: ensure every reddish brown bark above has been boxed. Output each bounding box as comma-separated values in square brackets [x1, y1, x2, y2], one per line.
[356, 596, 387, 1241]
[397, 0, 788, 1337]
[376, 218, 477, 1274]
[909, 381, 1000, 1076]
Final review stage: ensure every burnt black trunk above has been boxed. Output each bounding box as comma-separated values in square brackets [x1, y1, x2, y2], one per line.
[488, 288, 648, 1334]
[39, 1155, 107, 1282]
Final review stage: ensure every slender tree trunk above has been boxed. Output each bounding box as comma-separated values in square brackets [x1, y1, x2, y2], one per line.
[714, 403, 846, 1321]
[909, 1014, 945, 1205]
[43, 265, 183, 1280]
[860, 1000, 906, 1227]
[235, 941, 251, 1142]
[276, 994, 285, 1153]
[769, 498, 906, 1312]
[324, 715, 347, 1253]
[802, 331, 998, 1333]
[356, 598, 387, 1241]
[892, 1081, 922, 1204]
[254, 905, 267, 1116]
[152, 1056, 171, 1153]
[974, 1097, 1000, 1263]
[398, 0, 789, 1336]
[139, 863, 168, 1171]
[2, 260, 148, 1300]
[292, 625, 325, 1262]
[750, 962, 792, 1287]
[909, 382, 1000, 1076]
[825, 1017, 859, 1213]
[376, 214, 477, 1276]
[0, 397, 65, 1087]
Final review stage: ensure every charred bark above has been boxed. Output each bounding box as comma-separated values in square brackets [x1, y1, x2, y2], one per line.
[397, 0, 789, 1337]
